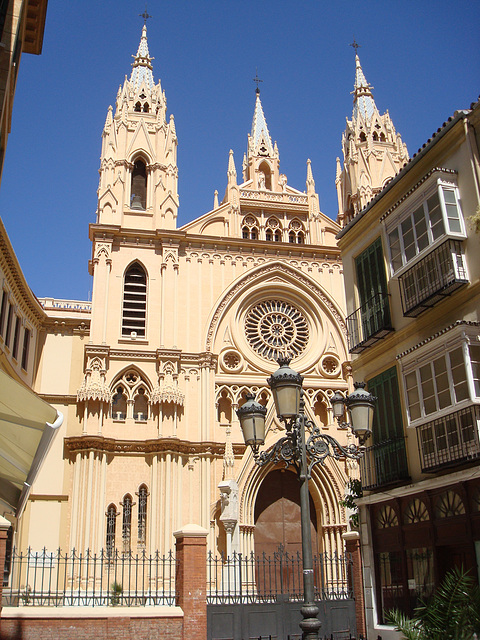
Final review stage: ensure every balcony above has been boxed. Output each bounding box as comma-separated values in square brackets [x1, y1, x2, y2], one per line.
[399, 239, 468, 318]
[417, 404, 480, 473]
[347, 292, 393, 354]
[360, 437, 410, 490]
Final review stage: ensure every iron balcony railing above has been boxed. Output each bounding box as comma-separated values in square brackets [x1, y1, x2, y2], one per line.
[2, 548, 176, 607]
[360, 437, 410, 490]
[399, 238, 468, 318]
[346, 291, 393, 354]
[207, 547, 353, 604]
[417, 404, 480, 473]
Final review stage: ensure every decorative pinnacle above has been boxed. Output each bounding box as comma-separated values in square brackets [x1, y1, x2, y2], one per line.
[253, 69, 263, 94]
[349, 38, 361, 54]
[140, 5, 152, 26]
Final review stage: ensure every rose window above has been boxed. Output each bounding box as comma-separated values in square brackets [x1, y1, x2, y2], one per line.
[245, 300, 309, 361]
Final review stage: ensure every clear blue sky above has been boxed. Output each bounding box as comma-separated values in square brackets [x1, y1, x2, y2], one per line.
[0, 0, 478, 300]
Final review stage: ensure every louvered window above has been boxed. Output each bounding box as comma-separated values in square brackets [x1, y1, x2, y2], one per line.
[122, 264, 147, 337]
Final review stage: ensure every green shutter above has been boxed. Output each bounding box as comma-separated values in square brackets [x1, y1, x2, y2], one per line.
[355, 237, 388, 307]
[368, 367, 403, 443]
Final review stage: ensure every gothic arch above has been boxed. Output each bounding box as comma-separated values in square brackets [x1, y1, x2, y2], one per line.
[204, 261, 348, 368]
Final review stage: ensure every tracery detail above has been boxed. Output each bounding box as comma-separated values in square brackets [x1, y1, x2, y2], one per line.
[245, 300, 309, 361]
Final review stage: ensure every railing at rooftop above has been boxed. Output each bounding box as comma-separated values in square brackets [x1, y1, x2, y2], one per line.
[346, 292, 393, 354]
[239, 190, 308, 205]
[207, 547, 353, 604]
[360, 437, 410, 490]
[2, 548, 176, 607]
[417, 404, 480, 473]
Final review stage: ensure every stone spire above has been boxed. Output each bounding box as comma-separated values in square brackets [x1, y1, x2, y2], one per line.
[130, 25, 155, 90]
[244, 89, 280, 191]
[336, 51, 409, 227]
[352, 54, 376, 122]
[250, 89, 274, 157]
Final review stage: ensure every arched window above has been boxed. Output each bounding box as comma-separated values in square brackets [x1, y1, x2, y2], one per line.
[297, 231, 304, 244]
[372, 131, 378, 141]
[241, 215, 259, 241]
[122, 494, 133, 553]
[122, 263, 147, 337]
[242, 227, 249, 239]
[258, 161, 272, 190]
[131, 158, 147, 210]
[138, 486, 148, 548]
[274, 230, 281, 242]
[380, 132, 386, 142]
[106, 504, 117, 556]
[265, 230, 272, 241]
[143, 103, 149, 113]
[289, 232, 295, 243]
[134, 387, 148, 421]
[134, 102, 142, 112]
[112, 386, 127, 420]
[217, 390, 232, 424]
[359, 131, 367, 142]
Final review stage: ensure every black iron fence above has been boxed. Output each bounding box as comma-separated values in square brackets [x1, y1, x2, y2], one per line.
[207, 547, 353, 604]
[360, 436, 410, 490]
[2, 548, 176, 607]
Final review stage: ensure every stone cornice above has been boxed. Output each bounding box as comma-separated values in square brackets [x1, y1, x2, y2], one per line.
[39, 394, 77, 404]
[0, 220, 46, 325]
[64, 435, 246, 457]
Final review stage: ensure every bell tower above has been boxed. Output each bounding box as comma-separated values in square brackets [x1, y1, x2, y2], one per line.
[242, 87, 281, 192]
[96, 24, 178, 231]
[336, 48, 409, 227]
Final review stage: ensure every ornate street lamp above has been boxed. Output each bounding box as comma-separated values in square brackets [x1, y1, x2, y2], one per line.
[236, 357, 376, 640]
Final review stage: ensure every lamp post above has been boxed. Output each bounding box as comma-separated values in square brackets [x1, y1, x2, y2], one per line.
[236, 357, 376, 640]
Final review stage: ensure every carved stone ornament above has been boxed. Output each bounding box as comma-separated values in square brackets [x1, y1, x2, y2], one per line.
[77, 357, 112, 403]
[151, 363, 185, 406]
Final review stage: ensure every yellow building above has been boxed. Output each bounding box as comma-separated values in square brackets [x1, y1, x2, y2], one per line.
[10, 25, 360, 562]
[337, 87, 480, 638]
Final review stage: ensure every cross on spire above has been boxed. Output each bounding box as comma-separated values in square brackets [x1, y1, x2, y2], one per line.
[140, 5, 152, 25]
[253, 69, 263, 94]
[349, 38, 361, 54]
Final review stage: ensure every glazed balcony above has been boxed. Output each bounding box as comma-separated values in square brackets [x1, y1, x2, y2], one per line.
[346, 292, 393, 354]
[417, 404, 480, 473]
[360, 437, 410, 490]
[399, 239, 468, 318]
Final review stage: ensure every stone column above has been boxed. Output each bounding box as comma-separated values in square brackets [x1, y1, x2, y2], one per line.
[342, 530, 366, 638]
[0, 516, 10, 614]
[174, 524, 208, 640]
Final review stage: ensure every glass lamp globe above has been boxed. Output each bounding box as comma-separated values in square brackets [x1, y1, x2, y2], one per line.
[267, 357, 304, 420]
[236, 394, 267, 448]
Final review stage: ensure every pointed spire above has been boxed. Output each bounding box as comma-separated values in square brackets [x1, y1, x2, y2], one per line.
[352, 54, 376, 122]
[251, 89, 274, 156]
[130, 25, 155, 89]
[227, 149, 237, 182]
[213, 190, 219, 209]
[306, 158, 315, 194]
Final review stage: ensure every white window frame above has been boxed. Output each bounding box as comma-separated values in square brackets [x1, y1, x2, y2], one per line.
[399, 324, 480, 428]
[385, 171, 466, 278]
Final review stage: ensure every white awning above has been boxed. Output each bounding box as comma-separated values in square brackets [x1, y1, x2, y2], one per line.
[0, 370, 63, 517]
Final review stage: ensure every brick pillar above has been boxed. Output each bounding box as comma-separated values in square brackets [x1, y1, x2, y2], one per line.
[0, 516, 11, 615]
[174, 524, 208, 640]
[342, 531, 366, 638]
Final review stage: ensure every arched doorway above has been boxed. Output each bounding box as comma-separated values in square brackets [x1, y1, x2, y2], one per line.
[254, 469, 318, 557]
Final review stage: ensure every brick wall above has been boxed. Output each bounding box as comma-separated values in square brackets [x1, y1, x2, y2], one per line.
[343, 530, 366, 637]
[0, 524, 210, 640]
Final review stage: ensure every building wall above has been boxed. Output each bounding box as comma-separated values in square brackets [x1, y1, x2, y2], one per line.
[337, 102, 480, 637]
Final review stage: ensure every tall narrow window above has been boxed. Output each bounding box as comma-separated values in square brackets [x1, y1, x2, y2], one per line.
[112, 386, 127, 420]
[122, 495, 132, 553]
[131, 158, 147, 210]
[0, 290, 7, 337]
[122, 263, 147, 337]
[21, 328, 30, 371]
[12, 316, 20, 360]
[138, 485, 148, 548]
[106, 504, 117, 556]
[4, 304, 13, 348]
[133, 388, 148, 421]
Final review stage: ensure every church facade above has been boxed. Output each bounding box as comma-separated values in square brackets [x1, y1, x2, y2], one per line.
[12, 26, 363, 561]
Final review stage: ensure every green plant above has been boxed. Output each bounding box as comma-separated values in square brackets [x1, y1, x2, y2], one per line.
[469, 205, 480, 234]
[21, 584, 31, 605]
[110, 581, 123, 606]
[339, 478, 363, 528]
[386, 566, 480, 640]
